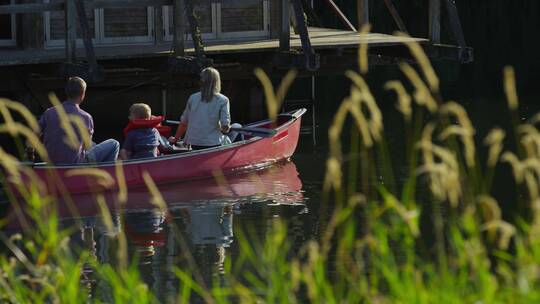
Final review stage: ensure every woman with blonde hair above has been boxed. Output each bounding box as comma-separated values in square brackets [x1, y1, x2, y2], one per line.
[169, 67, 235, 150]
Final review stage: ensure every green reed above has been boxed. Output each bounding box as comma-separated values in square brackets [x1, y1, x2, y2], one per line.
[2, 35, 540, 303]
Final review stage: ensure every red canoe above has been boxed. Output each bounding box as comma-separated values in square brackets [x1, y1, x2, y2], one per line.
[15, 108, 306, 196]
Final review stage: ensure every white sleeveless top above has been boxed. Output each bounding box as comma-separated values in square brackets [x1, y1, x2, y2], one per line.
[180, 92, 231, 146]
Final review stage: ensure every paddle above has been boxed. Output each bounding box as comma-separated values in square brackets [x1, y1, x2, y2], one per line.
[164, 120, 277, 138]
[230, 126, 277, 138]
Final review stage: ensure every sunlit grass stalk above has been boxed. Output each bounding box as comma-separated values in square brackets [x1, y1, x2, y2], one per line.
[376, 137, 397, 195]
[401, 107, 424, 206]
[347, 127, 360, 197]
[483, 128, 506, 192]
[504, 66, 524, 156]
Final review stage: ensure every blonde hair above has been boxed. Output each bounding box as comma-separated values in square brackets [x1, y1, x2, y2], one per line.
[200, 67, 221, 102]
[129, 103, 151, 119]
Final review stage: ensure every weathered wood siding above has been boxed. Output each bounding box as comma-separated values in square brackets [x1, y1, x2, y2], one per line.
[4, 0, 272, 49]
[48, 0, 95, 41]
[167, 0, 212, 35]
[103, 8, 149, 37]
[221, 0, 264, 33]
[269, 0, 279, 39]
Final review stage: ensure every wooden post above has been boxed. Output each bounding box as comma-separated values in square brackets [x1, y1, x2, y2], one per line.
[357, 0, 369, 28]
[74, 0, 102, 81]
[279, 0, 290, 51]
[173, 0, 185, 56]
[443, 0, 469, 62]
[65, 0, 77, 62]
[154, 6, 164, 45]
[19, 0, 45, 50]
[291, 0, 318, 71]
[429, 0, 441, 43]
[301, 0, 320, 27]
[443, 0, 465, 47]
[184, 0, 205, 65]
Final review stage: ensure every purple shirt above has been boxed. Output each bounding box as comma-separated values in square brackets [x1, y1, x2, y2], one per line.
[38, 101, 94, 164]
[122, 128, 160, 159]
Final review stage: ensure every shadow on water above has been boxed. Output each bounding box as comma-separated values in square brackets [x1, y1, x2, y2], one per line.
[1, 160, 314, 301]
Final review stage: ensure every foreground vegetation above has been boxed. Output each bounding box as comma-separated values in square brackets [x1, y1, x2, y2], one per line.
[2, 34, 540, 302]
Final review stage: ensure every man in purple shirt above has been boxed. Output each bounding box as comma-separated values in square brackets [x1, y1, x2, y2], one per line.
[39, 77, 119, 165]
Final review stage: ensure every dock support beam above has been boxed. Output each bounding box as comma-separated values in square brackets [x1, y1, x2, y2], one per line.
[291, 0, 319, 71]
[154, 6, 164, 45]
[383, 0, 407, 33]
[74, 0, 103, 81]
[443, 0, 470, 62]
[429, 0, 441, 43]
[184, 0, 208, 69]
[323, 0, 356, 31]
[173, 0, 185, 56]
[357, 0, 369, 27]
[279, 0, 290, 51]
[65, 0, 76, 62]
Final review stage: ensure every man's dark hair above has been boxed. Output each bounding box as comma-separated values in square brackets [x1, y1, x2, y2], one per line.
[65, 77, 87, 100]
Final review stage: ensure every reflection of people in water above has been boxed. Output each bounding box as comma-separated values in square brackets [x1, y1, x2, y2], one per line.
[177, 203, 234, 288]
[123, 210, 168, 300]
[66, 214, 121, 302]
[185, 204, 233, 247]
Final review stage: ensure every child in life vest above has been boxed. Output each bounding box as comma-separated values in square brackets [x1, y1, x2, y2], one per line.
[120, 103, 171, 160]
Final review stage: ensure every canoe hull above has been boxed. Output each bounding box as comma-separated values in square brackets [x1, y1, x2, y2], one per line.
[24, 109, 305, 195]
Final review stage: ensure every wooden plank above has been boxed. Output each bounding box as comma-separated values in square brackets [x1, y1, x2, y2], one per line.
[429, 0, 441, 43]
[382, 0, 407, 33]
[173, 0, 185, 56]
[102, 8, 149, 38]
[0, 0, 172, 15]
[65, 0, 76, 62]
[0, 3, 63, 14]
[88, 0, 171, 9]
[323, 0, 356, 31]
[279, 0, 290, 51]
[0, 28, 431, 67]
[357, 0, 369, 27]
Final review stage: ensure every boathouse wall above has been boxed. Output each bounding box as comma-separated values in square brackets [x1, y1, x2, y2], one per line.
[0, 0, 276, 51]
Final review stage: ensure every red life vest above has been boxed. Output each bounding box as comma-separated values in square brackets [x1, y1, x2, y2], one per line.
[123, 115, 172, 138]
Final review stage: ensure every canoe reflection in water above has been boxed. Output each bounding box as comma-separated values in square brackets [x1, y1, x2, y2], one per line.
[3, 161, 306, 301]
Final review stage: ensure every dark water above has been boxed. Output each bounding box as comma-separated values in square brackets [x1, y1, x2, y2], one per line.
[1, 146, 328, 301]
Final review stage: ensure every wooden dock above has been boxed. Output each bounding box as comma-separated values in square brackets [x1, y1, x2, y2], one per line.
[0, 27, 427, 67]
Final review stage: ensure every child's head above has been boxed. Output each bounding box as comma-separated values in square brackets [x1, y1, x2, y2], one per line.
[129, 103, 151, 120]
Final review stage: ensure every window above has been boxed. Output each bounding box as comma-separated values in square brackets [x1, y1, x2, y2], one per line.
[0, 0, 16, 46]
[44, 1, 154, 47]
[219, 0, 268, 38]
[164, 0, 269, 41]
